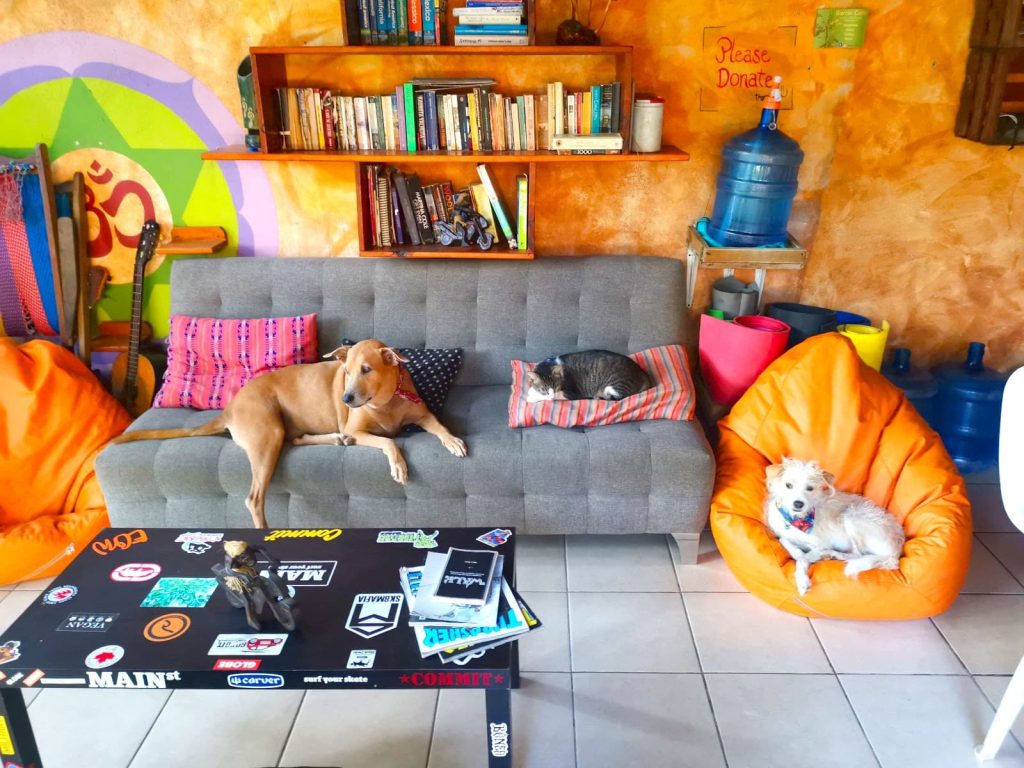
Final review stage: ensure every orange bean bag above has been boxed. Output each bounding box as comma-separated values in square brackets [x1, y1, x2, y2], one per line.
[0, 339, 131, 585]
[711, 333, 972, 619]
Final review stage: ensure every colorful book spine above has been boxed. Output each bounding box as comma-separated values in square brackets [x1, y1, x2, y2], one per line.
[404, 83, 417, 152]
[374, 0, 387, 43]
[396, 0, 409, 43]
[516, 173, 528, 251]
[476, 164, 515, 248]
[386, 0, 398, 43]
[422, 0, 435, 46]
[469, 182, 498, 238]
[453, 34, 528, 45]
[424, 91, 439, 150]
[467, 91, 479, 150]
[415, 92, 427, 150]
[591, 85, 602, 134]
[408, 0, 422, 43]
[357, 0, 373, 44]
[453, 24, 526, 34]
[600, 85, 613, 133]
[524, 94, 536, 151]
[322, 91, 337, 150]
[396, 86, 407, 150]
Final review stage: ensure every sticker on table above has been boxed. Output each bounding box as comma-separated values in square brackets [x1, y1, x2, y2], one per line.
[227, 673, 284, 689]
[140, 578, 218, 608]
[22, 669, 45, 687]
[0, 713, 14, 754]
[143, 613, 191, 642]
[345, 593, 404, 639]
[176, 532, 223, 555]
[91, 529, 148, 556]
[376, 529, 440, 549]
[346, 649, 376, 669]
[85, 645, 124, 670]
[110, 563, 162, 582]
[213, 659, 261, 671]
[4, 673, 24, 686]
[208, 634, 288, 656]
[0, 642, 20, 666]
[42, 585, 78, 605]
[57, 613, 119, 632]
[476, 528, 512, 548]
[259, 560, 337, 588]
[264, 528, 343, 543]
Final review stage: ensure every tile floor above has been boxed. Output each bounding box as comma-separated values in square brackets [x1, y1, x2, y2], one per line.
[3, 473, 1024, 767]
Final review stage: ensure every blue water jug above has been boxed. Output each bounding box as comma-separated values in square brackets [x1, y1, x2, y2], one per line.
[933, 342, 1008, 474]
[706, 78, 804, 247]
[882, 348, 938, 427]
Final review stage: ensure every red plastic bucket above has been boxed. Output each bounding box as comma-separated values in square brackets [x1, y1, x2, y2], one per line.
[699, 314, 791, 405]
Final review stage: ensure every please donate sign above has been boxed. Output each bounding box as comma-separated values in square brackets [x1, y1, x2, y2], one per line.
[700, 25, 797, 111]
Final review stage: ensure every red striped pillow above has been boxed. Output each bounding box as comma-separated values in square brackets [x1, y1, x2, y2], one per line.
[153, 314, 319, 410]
[508, 345, 696, 428]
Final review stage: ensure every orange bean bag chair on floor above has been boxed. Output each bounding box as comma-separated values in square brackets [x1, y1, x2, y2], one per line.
[711, 333, 972, 619]
[0, 339, 131, 585]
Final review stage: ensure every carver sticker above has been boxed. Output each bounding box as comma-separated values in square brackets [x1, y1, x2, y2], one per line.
[141, 578, 218, 608]
[0, 641, 21, 666]
[208, 634, 288, 656]
[110, 563, 162, 582]
[476, 528, 512, 548]
[143, 613, 191, 643]
[346, 649, 376, 669]
[376, 529, 439, 548]
[227, 673, 284, 689]
[42, 585, 78, 604]
[264, 528, 343, 543]
[345, 593, 403, 639]
[85, 645, 124, 670]
[57, 613, 119, 632]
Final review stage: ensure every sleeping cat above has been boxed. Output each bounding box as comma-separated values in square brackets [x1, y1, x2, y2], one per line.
[526, 350, 652, 402]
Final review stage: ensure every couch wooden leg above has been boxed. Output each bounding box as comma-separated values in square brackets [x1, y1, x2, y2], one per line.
[669, 532, 700, 565]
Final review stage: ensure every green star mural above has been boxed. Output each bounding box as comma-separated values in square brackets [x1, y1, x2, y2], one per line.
[0, 76, 238, 337]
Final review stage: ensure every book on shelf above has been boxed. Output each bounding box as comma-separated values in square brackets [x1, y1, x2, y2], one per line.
[364, 164, 525, 251]
[272, 80, 624, 156]
[551, 132, 624, 151]
[351, 0, 449, 45]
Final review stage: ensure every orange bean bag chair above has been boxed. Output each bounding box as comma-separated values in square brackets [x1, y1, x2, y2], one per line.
[711, 333, 972, 619]
[0, 339, 130, 585]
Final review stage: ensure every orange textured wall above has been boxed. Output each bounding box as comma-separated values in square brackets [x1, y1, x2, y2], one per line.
[2, 0, 1020, 369]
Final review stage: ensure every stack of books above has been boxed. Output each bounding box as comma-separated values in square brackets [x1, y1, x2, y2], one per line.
[352, 0, 448, 45]
[454, 1, 528, 46]
[274, 80, 623, 154]
[399, 547, 542, 664]
[364, 164, 528, 251]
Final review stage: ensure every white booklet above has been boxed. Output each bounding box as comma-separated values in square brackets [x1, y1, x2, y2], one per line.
[400, 553, 502, 627]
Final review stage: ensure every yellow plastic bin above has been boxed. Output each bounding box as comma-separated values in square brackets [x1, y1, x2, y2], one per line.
[839, 320, 890, 371]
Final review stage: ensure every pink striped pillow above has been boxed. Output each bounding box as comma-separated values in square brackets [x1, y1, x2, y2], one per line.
[508, 345, 696, 428]
[153, 314, 319, 410]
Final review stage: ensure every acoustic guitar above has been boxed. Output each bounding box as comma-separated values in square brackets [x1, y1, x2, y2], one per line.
[111, 220, 160, 417]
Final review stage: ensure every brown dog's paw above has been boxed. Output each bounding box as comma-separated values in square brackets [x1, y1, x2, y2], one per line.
[339, 434, 356, 446]
[390, 458, 409, 485]
[442, 435, 467, 458]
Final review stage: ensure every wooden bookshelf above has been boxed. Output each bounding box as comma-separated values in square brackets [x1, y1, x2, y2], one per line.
[201, 32, 689, 258]
[201, 146, 690, 163]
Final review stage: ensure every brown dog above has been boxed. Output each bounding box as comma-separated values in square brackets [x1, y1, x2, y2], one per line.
[110, 339, 467, 527]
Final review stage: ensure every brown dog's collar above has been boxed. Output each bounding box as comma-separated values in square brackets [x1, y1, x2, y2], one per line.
[393, 367, 423, 405]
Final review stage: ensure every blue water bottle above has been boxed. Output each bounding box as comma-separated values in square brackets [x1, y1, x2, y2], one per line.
[706, 77, 804, 247]
[933, 342, 1008, 473]
[882, 348, 938, 427]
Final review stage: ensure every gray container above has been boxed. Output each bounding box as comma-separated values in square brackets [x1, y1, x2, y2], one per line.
[711, 276, 758, 320]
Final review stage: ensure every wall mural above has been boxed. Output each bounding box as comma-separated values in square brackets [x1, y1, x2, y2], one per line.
[0, 31, 278, 337]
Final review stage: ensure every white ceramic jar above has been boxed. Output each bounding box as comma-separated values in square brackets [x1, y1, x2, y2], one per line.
[631, 97, 664, 152]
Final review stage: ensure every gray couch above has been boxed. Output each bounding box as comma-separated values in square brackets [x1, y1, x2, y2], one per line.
[96, 256, 714, 562]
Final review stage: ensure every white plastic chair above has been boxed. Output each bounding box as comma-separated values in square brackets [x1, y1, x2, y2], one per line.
[977, 366, 1024, 761]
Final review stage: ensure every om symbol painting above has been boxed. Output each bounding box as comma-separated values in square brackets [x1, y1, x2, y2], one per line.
[52, 147, 174, 283]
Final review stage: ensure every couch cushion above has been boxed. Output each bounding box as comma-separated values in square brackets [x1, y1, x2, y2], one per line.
[98, 385, 714, 535]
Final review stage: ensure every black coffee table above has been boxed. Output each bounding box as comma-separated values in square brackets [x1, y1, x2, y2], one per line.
[0, 526, 519, 768]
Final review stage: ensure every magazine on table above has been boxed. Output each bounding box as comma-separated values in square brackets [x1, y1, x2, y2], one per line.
[412, 578, 526, 658]
[400, 554, 502, 627]
[439, 590, 543, 665]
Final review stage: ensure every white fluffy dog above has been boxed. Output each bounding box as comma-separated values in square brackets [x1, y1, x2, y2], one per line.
[764, 457, 906, 596]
